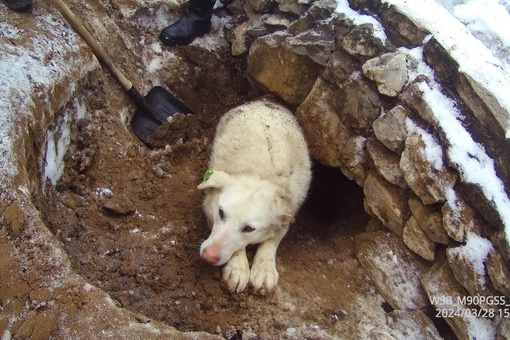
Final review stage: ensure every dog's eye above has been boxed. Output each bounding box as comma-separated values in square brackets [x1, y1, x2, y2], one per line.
[242, 225, 255, 233]
[219, 208, 225, 220]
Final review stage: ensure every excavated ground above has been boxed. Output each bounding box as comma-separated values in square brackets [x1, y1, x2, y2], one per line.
[4, 2, 396, 338]
[38, 38, 387, 339]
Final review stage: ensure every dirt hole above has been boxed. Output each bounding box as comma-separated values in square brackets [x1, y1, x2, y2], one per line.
[38, 39, 390, 337]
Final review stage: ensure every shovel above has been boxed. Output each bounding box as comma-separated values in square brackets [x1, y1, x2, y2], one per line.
[49, 0, 195, 143]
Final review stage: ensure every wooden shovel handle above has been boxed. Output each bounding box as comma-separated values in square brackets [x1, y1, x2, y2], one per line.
[49, 0, 133, 91]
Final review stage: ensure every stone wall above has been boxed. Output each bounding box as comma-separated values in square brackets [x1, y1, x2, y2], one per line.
[226, 0, 510, 338]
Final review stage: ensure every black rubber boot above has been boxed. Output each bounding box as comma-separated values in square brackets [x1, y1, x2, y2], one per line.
[160, 0, 216, 46]
[1, 0, 32, 11]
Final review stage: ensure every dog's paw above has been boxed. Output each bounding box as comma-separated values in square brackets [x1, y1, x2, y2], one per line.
[250, 259, 279, 295]
[222, 255, 250, 293]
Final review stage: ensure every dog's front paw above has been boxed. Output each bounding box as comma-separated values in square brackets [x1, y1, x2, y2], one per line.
[222, 252, 250, 293]
[250, 259, 279, 295]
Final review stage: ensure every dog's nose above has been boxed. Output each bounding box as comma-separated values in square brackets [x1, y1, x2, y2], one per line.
[201, 247, 220, 264]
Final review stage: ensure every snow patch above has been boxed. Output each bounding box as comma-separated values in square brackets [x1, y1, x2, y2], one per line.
[1, 11, 98, 195]
[396, 42, 510, 246]
[383, 0, 510, 137]
[451, 0, 510, 69]
[95, 187, 114, 198]
[83, 283, 94, 292]
[372, 251, 423, 310]
[353, 135, 367, 164]
[0, 22, 22, 39]
[398, 46, 436, 82]
[143, 42, 178, 75]
[44, 99, 87, 186]
[443, 187, 475, 233]
[405, 119, 444, 170]
[417, 81, 510, 243]
[1, 330, 12, 340]
[335, 0, 387, 44]
[449, 232, 493, 287]
[191, 16, 230, 52]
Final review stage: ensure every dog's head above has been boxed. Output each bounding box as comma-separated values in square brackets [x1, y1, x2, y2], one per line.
[197, 170, 294, 266]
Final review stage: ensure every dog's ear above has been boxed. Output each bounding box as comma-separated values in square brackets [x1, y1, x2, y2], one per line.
[274, 213, 294, 232]
[280, 213, 295, 227]
[197, 170, 230, 190]
[273, 188, 295, 228]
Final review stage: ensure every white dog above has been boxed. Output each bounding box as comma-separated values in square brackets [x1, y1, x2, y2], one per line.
[197, 98, 311, 294]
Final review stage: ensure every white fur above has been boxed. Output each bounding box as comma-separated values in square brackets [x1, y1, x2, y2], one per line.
[197, 98, 311, 294]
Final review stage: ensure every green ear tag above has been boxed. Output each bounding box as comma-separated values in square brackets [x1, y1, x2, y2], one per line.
[203, 169, 214, 181]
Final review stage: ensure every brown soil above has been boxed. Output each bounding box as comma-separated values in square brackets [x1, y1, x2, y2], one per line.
[39, 65, 384, 339]
[9, 3, 389, 338]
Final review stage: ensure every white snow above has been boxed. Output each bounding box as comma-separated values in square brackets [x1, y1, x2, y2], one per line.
[95, 188, 114, 198]
[417, 80, 510, 244]
[353, 135, 367, 164]
[405, 119, 444, 170]
[44, 99, 87, 186]
[0, 12, 97, 196]
[335, 0, 388, 44]
[0, 22, 22, 39]
[83, 283, 94, 292]
[450, 0, 510, 69]
[191, 16, 230, 52]
[449, 232, 493, 287]
[388, 6, 510, 246]
[383, 0, 510, 138]
[443, 187, 475, 238]
[372, 249, 425, 311]
[463, 314, 496, 340]
[399, 46, 436, 81]
[1, 330, 12, 340]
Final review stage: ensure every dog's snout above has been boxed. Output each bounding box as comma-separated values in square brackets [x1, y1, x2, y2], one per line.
[201, 246, 220, 264]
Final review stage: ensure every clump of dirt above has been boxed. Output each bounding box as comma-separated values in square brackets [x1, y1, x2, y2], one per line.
[39, 14, 387, 339]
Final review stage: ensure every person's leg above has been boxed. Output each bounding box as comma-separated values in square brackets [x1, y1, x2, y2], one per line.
[1, 0, 32, 11]
[159, 0, 215, 46]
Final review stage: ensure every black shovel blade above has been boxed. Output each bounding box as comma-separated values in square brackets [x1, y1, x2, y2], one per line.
[130, 111, 162, 142]
[130, 85, 195, 143]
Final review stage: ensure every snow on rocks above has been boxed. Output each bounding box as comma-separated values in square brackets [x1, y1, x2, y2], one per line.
[387, 310, 443, 340]
[447, 233, 496, 305]
[400, 121, 457, 205]
[384, 0, 510, 137]
[421, 260, 497, 340]
[246, 0, 510, 338]
[355, 230, 430, 311]
[335, 0, 387, 44]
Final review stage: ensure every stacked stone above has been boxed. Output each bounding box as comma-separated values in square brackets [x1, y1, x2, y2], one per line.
[226, 0, 510, 338]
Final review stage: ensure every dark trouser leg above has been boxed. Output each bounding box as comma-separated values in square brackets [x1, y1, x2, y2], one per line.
[1, 0, 32, 11]
[159, 0, 216, 46]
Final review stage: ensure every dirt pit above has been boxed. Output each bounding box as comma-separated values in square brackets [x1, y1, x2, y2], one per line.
[36, 24, 393, 339]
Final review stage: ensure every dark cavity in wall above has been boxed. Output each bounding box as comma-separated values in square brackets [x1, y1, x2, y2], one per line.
[296, 160, 370, 238]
